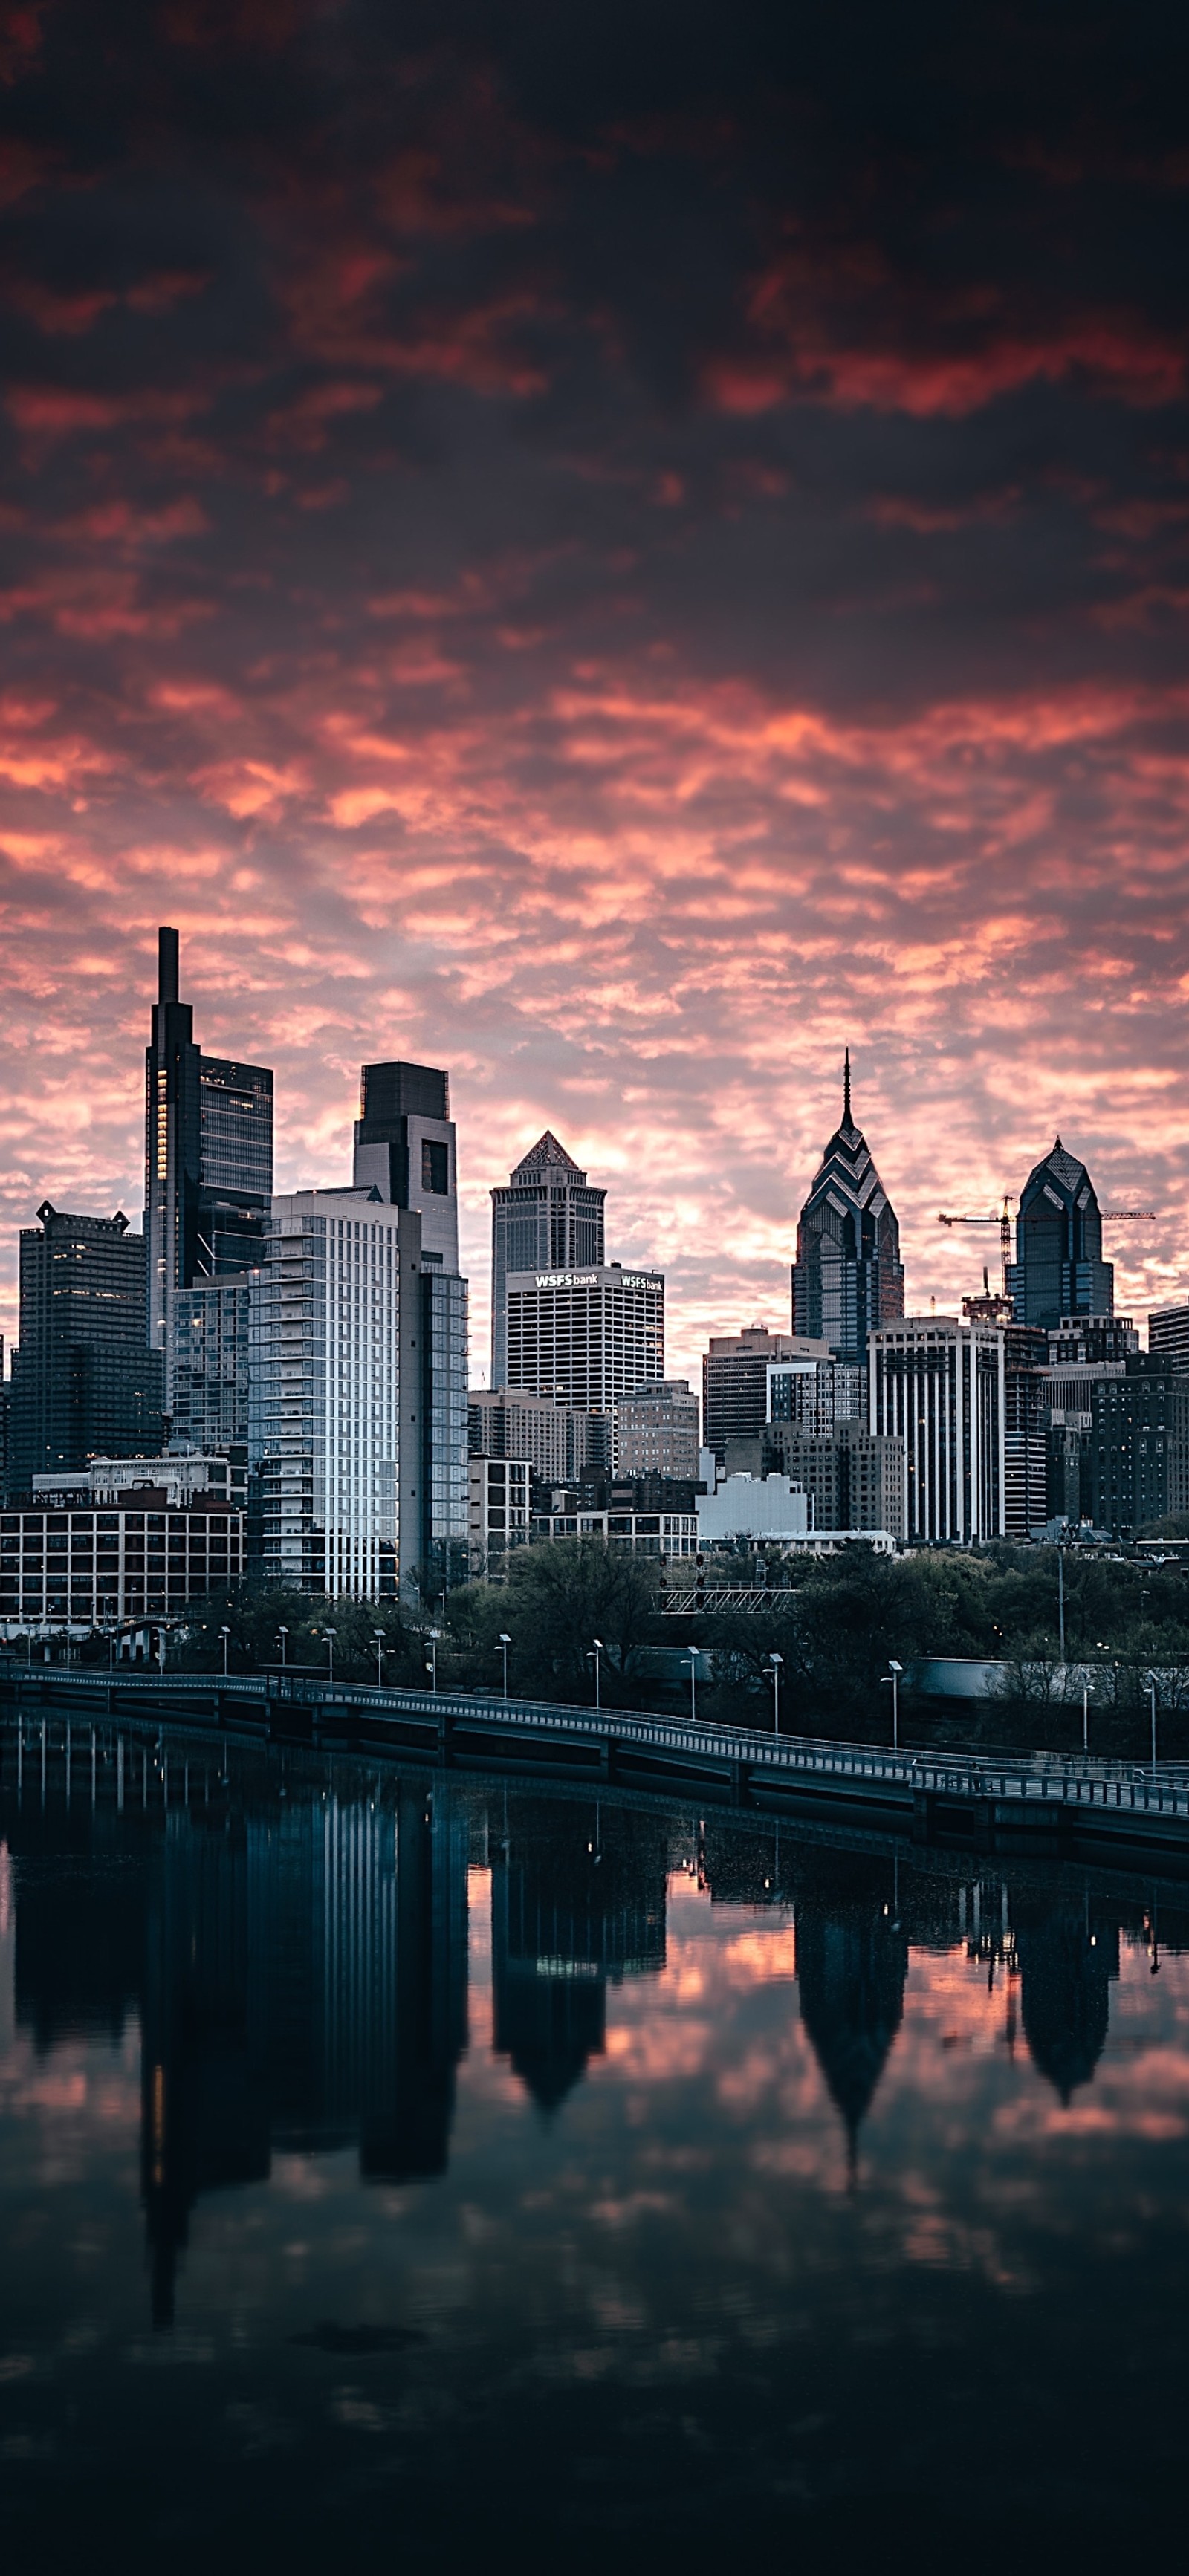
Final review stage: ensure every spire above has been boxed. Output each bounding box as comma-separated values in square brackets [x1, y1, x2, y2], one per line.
[158, 925, 179, 1006]
[843, 1048, 852, 1126]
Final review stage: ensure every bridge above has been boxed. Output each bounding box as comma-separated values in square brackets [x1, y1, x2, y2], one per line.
[3, 1665, 1189, 1863]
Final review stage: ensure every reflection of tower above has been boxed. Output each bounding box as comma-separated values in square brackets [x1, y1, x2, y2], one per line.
[491, 1800, 667, 2113]
[360, 1782, 469, 2181]
[1014, 1898, 1119, 2103]
[794, 1855, 908, 2158]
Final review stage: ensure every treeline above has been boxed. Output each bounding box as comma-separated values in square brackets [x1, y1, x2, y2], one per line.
[157, 1537, 1189, 1759]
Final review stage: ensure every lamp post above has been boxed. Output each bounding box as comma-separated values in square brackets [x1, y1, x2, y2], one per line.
[498, 1632, 511, 1701]
[374, 1629, 385, 1688]
[1145, 1669, 1159, 1776]
[1082, 1682, 1089, 1755]
[220, 1625, 230, 1678]
[881, 1657, 903, 1751]
[324, 1624, 337, 1687]
[768, 1650, 783, 1736]
[426, 1629, 440, 1694]
[276, 1626, 288, 1668]
[685, 1647, 699, 1724]
[589, 1637, 603, 1711]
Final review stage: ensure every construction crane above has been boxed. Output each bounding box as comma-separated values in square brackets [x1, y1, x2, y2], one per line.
[938, 1201, 1156, 1298]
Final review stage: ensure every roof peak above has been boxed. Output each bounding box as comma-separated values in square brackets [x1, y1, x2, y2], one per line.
[513, 1129, 584, 1176]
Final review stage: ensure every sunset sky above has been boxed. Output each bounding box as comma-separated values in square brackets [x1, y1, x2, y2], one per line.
[3, 0, 1189, 1383]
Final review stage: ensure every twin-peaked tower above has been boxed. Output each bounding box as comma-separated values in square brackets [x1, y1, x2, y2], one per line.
[791, 1053, 904, 1365]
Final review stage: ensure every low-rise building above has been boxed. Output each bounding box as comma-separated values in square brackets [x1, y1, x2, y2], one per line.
[0, 1489, 245, 1632]
[31, 1446, 247, 1510]
[469, 1456, 531, 1576]
[698, 1473, 809, 1545]
[531, 1482, 699, 1557]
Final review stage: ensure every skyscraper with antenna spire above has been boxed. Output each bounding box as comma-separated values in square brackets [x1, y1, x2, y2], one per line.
[791, 1053, 904, 1363]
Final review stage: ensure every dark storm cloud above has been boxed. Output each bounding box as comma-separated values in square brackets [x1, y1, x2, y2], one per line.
[2, 0, 1189, 1372]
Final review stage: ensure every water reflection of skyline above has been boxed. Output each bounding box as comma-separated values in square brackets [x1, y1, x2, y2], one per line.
[1, 1725, 1186, 2322]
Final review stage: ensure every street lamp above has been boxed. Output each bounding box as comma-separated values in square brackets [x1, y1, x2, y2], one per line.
[589, 1637, 603, 1711]
[685, 1647, 698, 1724]
[881, 1658, 903, 1752]
[1145, 1669, 1159, 1776]
[768, 1650, 783, 1736]
[324, 1625, 337, 1687]
[426, 1628, 440, 1693]
[374, 1629, 385, 1688]
[276, 1626, 288, 1668]
[219, 1624, 230, 1678]
[498, 1632, 511, 1701]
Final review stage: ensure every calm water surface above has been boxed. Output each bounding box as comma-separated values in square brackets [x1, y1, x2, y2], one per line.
[1, 1716, 1188, 2573]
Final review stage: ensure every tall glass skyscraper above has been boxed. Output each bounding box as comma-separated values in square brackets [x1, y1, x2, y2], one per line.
[1005, 1139, 1114, 1328]
[490, 1134, 606, 1387]
[145, 927, 273, 1404]
[352, 1059, 469, 1592]
[791, 1056, 904, 1365]
[9, 1203, 163, 1492]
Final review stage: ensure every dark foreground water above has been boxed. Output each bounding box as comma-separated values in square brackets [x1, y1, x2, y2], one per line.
[1, 1719, 1188, 2574]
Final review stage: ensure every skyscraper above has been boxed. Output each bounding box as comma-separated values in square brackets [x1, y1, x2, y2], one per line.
[505, 1264, 664, 1412]
[1005, 1139, 1114, 1328]
[8, 1204, 163, 1494]
[353, 1059, 469, 1589]
[490, 1133, 606, 1386]
[869, 1317, 1005, 1545]
[791, 1054, 904, 1364]
[145, 927, 273, 1401]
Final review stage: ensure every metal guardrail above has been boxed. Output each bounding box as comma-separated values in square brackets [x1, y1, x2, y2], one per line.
[7, 1666, 1189, 1819]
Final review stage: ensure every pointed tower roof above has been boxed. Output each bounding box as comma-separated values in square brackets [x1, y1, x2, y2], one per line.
[512, 1131, 585, 1179]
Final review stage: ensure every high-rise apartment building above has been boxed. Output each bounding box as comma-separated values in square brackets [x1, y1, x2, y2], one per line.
[1089, 1360, 1189, 1536]
[613, 1380, 700, 1480]
[1005, 1140, 1113, 1328]
[505, 1265, 663, 1413]
[869, 1317, 1005, 1545]
[1003, 1322, 1048, 1542]
[791, 1056, 904, 1363]
[702, 1328, 823, 1461]
[145, 927, 272, 1400]
[490, 1133, 606, 1386]
[171, 1276, 252, 1454]
[250, 1188, 423, 1597]
[9, 1204, 163, 1496]
[352, 1060, 469, 1589]
[1147, 1308, 1189, 1373]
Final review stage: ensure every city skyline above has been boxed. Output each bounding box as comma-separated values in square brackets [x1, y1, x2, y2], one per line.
[4, 12, 1189, 1392]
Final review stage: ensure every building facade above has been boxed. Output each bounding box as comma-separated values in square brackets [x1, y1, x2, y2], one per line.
[531, 1491, 700, 1557]
[1149, 1307, 1189, 1374]
[171, 1276, 252, 1454]
[869, 1318, 1005, 1545]
[1005, 1140, 1114, 1328]
[1003, 1322, 1048, 1542]
[612, 1380, 700, 1479]
[145, 927, 273, 1400]
[1089, 1360, 1189, 1536]
[33, 1447, 246, 1510]
[702, 1328, 822, 1461]
[352, 1059, 470, 1594]
[747, 1418, 905, 1540]
[791, 1055, 904, 1363]
[0, 1490, 244, 1633]
[767, 1352, 866, 1433]
[9, 1204, 163, 1496]
[490, 1132, 606, 1387]
[250, 1189, 423, 1598]
[469, 1456, 532, 1576]
[468, 1387, 600, 1479]
[505, 1265, 664, 1412]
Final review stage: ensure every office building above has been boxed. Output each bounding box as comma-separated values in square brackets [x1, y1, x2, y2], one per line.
[8, 1204, 163, 1496]
[0, 1487, 244, 1632]
[352, 1058, 468, 1591]
[250, 1188, 423, 1597]
[767, 1351, 866, 1433]
[145, 927, 273, 1399]
[702, 1328, 824, 1462]
[1089, 1360, 1189, 1536]
[171, 1276, 252, 1454]
[1149, 1307, 1189, 1373]
[791, 1054, 904, 1363]
[1005, 1139, 1113, 1328]
[613, 1380, 700, 1479]
[869, 1317, 1005, 1545]
[505, 1265, 664, 1412]
[490, 1132, 606, 1386]
[468, 1386, 600, 1479]
[742, 1418, 905, 1540]
[1003, 1322, 1048, 1542]
[470, 1456, 531, 1576]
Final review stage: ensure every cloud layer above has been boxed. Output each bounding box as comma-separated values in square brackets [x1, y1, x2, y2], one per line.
[3, 1, 1189, 1378]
